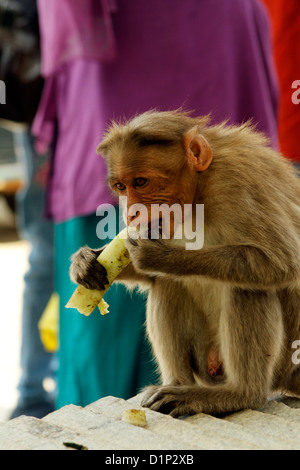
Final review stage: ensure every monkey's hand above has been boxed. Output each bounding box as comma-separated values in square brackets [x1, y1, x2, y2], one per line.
[126, 236, 177, 275]
[69, 246, 108, 290]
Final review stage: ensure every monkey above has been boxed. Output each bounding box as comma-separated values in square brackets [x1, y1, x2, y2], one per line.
[70, 110, 300, 417]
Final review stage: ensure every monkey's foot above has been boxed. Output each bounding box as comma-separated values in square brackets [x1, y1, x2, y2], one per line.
[141, 384, 200, 418]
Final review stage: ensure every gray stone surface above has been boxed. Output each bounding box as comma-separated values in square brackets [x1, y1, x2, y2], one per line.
[1, 394, 300, 450]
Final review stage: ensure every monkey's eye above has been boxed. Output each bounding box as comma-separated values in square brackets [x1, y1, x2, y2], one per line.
[134, 177, 148, 188]
[115, 182, 126, 191]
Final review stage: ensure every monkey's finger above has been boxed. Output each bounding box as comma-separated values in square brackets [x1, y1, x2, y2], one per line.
[88, 268, 109, 290]
[78, 274, 106, 291]
[169, 404, 194, 419]
[75, 275, 99, 291]
[141, 387, 159, 408]
[92, 257, 109, 281]
[141, 385, 176, 408]
[74, 259, 108, 290]
[142, 391, 179, 414]
[149, 398, 177, 415]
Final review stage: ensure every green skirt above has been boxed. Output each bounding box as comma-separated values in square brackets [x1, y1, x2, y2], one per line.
[55, 212, 157, 408]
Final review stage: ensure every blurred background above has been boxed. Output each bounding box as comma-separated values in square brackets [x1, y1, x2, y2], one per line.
[0, 0, 299, 423]
[0, 126, 28, 420]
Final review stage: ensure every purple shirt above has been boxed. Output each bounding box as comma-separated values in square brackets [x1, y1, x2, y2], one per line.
[33, 0, 278, 222]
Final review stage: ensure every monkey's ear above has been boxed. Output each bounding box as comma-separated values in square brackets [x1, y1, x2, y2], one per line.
[184, 126, 213, 172]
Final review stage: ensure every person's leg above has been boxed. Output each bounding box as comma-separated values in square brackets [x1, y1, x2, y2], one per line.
[10, 131, 55, 419]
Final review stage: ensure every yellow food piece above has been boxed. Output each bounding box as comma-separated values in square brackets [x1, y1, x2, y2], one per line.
[99, 298, 110, 316]
[38, 292, 59, 352]
[121, 409, 147, 427]
[65, 227, 130, 316]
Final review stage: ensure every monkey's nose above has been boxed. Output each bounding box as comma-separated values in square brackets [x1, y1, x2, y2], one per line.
[127, 210, 140, 225]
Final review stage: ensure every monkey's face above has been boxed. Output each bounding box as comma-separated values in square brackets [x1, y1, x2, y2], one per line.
[109, 164, 199, 239]
[102, 118, 212, 239]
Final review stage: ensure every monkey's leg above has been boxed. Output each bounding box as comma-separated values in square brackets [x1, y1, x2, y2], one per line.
[142, 288, 284, 416]
[145, 280, 210, 386]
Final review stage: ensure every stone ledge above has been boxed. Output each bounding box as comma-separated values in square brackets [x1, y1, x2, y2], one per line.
[1, 395, 300, 450]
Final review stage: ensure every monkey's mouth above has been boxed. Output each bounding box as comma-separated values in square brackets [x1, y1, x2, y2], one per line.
[146, 218, 161, 237]
[147, 217, 174, 240]
[129, 217, 175, 240]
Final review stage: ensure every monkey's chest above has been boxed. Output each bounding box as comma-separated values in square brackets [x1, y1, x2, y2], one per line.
[147, 277, 225, 344]
[146, 277, 226, 383]
[182, 277, 225, 326]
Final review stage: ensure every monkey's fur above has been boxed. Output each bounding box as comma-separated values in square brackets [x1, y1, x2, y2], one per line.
[70, 110, 300, 417]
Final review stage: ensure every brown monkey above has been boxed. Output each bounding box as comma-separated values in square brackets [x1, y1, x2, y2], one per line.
[70, 110, 300, 417]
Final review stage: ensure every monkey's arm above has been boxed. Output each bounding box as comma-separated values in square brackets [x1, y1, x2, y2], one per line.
[115, 262, 153, 286]
[127, 238, 300, 289]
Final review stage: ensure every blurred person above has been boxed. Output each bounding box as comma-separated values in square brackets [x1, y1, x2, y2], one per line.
[32, 0, 278, 409]
[10, 131, 55, 419]
[0, 0, 56, 419]
[262, 0, 300, 170]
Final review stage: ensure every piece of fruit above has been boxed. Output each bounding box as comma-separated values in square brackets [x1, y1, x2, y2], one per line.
[38, 292, 59, 352]
[65, 227, 130, 316]
[121, 409, 147, 427]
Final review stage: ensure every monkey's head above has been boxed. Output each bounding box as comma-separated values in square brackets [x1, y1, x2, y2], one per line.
[97, 110, 213, 237]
